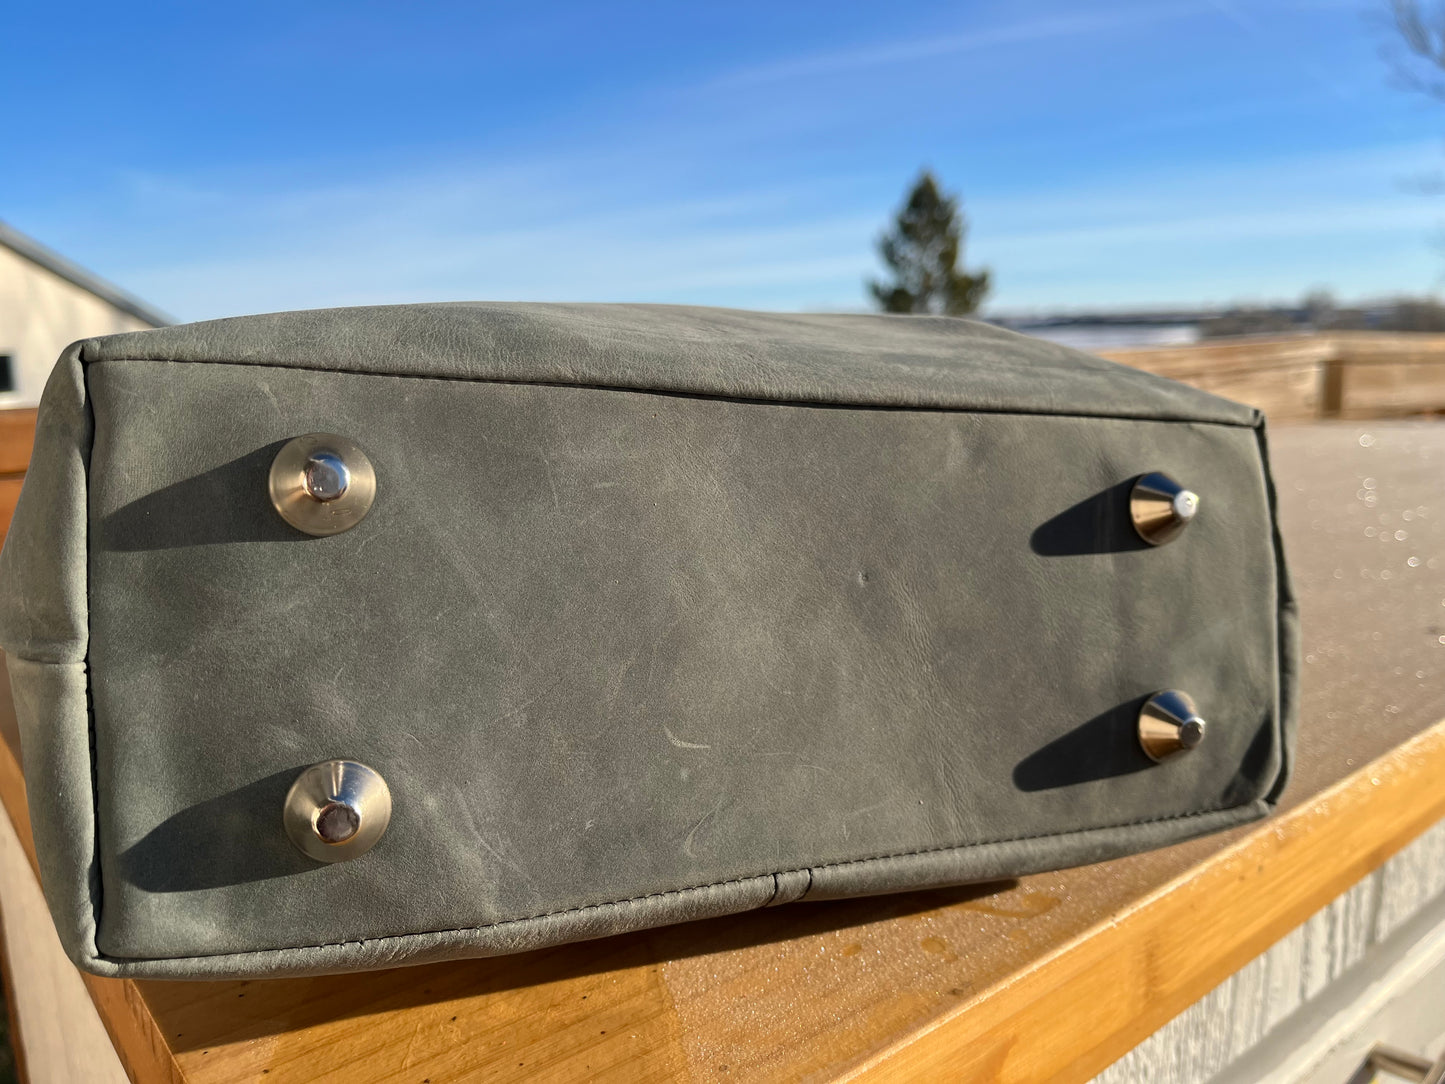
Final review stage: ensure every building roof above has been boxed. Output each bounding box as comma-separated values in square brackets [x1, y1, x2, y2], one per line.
[0, 219, 173, 328]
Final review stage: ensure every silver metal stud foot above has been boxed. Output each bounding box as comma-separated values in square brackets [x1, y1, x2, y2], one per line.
[1130, 472, 1199, 546]
[270, 434, 376, 536]
[1138, 691, 1207, 762]
[283, 759, 392, 862]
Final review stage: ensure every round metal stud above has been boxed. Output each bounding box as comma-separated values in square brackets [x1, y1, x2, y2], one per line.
[302, 450, 350, 502]
[1138, 690, 1207, 763]
[269, 434, 376, 537]
[283, 759, 392, 863]
[1130, 472, 1199, 546]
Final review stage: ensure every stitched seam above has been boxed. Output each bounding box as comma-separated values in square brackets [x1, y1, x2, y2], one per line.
[86, 354, 1259, 429]
[79, 354, 103, 961]
[1256, 417, 1296, 808]
[99, 799, 1262, 962]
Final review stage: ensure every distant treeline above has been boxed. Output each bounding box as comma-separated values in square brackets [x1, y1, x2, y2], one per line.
[1200, 293, 1445, 338]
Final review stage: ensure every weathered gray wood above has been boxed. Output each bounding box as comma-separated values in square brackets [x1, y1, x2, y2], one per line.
[1093, 817, 1445, 1084]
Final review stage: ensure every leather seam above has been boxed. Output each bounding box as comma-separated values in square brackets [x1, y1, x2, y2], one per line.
[83, 353, 1260, 428]
[1255, 417, 1297, 809]
[95, 799, 1263, 963]
[79, 354, 104, 963]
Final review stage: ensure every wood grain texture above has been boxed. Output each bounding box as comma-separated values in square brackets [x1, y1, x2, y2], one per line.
[1101, 332, 1445, 423]
[1101, 816, 1445, 1084]
[844, 720, 1445, 1083]
[0, 422, 1439, 1082]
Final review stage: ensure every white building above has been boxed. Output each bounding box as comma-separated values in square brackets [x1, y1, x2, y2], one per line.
[0, 221, 170, 407]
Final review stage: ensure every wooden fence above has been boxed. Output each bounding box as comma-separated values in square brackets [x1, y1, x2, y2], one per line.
[1099, 332, 1445, 424]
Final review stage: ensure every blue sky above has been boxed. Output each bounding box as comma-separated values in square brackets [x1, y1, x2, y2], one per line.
[3, 0, 1442, 319]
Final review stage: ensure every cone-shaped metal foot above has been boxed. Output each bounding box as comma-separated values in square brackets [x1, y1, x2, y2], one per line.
[1138, 691, 1207, 763]
[284, 759, 392, 862]
[270, 433, 377, 537]
[1131, 472, 1199, 546]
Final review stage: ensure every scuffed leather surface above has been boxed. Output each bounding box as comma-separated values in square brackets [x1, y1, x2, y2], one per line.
[0, 304, 1295, 978]
[84, 303, 1257, 424]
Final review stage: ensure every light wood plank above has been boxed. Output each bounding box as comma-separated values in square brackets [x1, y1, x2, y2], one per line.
[0, 789, 128, 1083]
[846, 719, 1445, 1083]
[1101, 331, 1445, 422]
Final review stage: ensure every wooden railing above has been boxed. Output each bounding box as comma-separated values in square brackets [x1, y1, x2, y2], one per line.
[1100, 332, 1445, 423]
[0, 410, 36, 538]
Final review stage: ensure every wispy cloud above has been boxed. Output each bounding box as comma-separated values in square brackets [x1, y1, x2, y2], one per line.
[107, 161, 880, 318]
[99, 138, 1440, 320]
[11, 0, 1432, 319]
[1205, 0, 1360, 101]
[970, 141, 1444, 306]
[711, 3, 1206, 88]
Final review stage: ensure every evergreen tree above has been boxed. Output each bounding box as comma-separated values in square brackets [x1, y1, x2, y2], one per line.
[868, 171, 990, 315]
